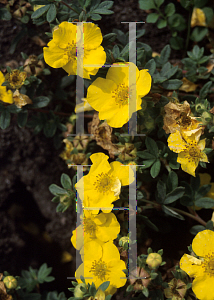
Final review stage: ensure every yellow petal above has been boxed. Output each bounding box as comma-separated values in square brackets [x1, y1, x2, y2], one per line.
[83, 23, 103, 50]
[198, 139, 206, 151]
[89, 152, 111, 175]
[180, 254, 204, 277]
[137, 69, 152, 96]
[99, 105, 128, 128]
[96, 212, 120, 242]
[178, 153, 198, 177]
[110, 161, 134, 186]
[179, 77, 198, 92]
[106, 62, 130, 85]
[43, 45, 67, 68]
[192, 275, 214, 300]
[191, 8, 206, 27]
[192, 229, 214, 257]
[168, 131, 187, 153]
[52, 22, 76, 47]
[102, 241, 121, 262]
[75, 98, 94, 113]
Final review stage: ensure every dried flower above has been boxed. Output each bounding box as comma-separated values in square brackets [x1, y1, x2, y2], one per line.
[129, 266, 151, 291]
[24, 55, 44, 76]
[5, 69, 27, 89]
[13, 89, 32, 108]
[164, 278, 187, 300]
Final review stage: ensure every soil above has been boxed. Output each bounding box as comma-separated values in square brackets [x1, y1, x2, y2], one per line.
[0, 0, 207, 299]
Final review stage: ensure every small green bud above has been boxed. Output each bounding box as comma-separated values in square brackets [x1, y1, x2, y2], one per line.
[195, 103, 206, 112]
[201, 111, 212, 125]
[3, 276, 18, 289]
[146, 253, 162, 269]
[74, 283, 87, 298]
[119, 236, 129, 247]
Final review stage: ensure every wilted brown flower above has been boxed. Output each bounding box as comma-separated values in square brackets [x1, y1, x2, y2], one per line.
[72, 134, 90, 151]
[24, 55, 44, 76]
[90, 112, 118, 158]
[163, 100, 200, 134]
[0, 279, 12, 300]
[129, 266, 151, 291]
[5, 69, 27, 89]
[164, 278, 187, 300]
[179, 77, 198, 93]
[13, 89, 32, 108]
[118, 143, 137, 162]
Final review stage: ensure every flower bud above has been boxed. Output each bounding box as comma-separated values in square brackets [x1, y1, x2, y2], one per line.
[146, 253, 162, 269]
[195, 103, 206, 112]
[164, 278, 187, 299]
[3, 276, 18, 289]
[119, 236, 129, 247]
[74, 283, 87, 298]
[201, 111, 212, 125]
[94, 289, 105, 300]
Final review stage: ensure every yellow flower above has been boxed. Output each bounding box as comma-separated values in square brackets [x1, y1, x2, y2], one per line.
[75, 240, 126, 296]
[43, 22, 106, 79]
[5, 69, 27, 89]
[0, 71, 13, 104]
[71, 211, 120, 251]
[168, 130, 208, 177]
[75, 152, 134, 214]
[86, 62, 151, 128]
[180, 230, 214, 300]
[191, 8, 206, 27]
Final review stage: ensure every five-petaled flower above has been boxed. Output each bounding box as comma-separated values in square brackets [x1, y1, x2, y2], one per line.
[180, 230, 214, 300]
[0, 71, 13, 104]
[75, 240, 126, 296]
[43, 22, 106, 79]
[86, 62, 151, 128]
[168, 130, 208, 177]
[75, 152, 134, 214]
[71, 210, 120, 252]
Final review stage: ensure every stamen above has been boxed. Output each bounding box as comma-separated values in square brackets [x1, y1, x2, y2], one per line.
[89, 258, 110, 281]
[112, 83, 129, 107]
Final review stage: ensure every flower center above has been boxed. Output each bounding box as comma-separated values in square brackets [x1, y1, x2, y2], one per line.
[202, 255, 214, 276]
[188, 144, 201, 158]
[177, 113, 192, 128]
[83, 217, 96, 237]
[89, 258, 110, 281]
[112, 83, 129, 107]
[63, 41, 84, 62]
[93, 172, 114, 194]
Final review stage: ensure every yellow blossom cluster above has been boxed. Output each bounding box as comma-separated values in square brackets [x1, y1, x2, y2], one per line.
[71, 152, 134, 296]
[163, 100, 208, 177]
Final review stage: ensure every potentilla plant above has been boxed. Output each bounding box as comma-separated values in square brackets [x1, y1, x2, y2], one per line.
[1, 0, 214, 299]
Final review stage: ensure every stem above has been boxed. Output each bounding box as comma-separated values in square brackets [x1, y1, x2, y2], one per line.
[60, 0, 80, 14]
[185, 7, 193, 52]
[139, 199, 207, 226]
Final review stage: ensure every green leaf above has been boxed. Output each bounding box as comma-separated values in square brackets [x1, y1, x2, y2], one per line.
[17, 111, 28, 128]
[164, 187, 185, 204]
[150, 160, 161, 178]
[170, 36, 184, 50]
[195, 197, 214, 209]
[31, 5, 50, 19]
[141, 159, 156, 168]
[167, 171, 178, 191]
[146, 13, 159, 23]
[160, 62, 178, 79]
[160, 44, 171, 65]
[98, 281, 110, 291]
[137, 150, 156, 159]
[145, 137, 159, 157]
[0, 7, 12, 20]
[0, 110, 11, 129]
[206, 220, 213, 230]
[197, 184, 211, 198]
[47, 4, 56, 23]
[157, 19, 167, 28]
[165, 3, 175, 16]
[102, 33, 117, 46]
[162, 205, 185, 220]
[97, 1, 113, 9]
[161, 79, 183, 90]
[180, 195, 194, 206]
[194, 0, 208, 8]
[142, 287, 149, 298]
[31, 96, 50, 108]
[157, 180, 166, 201]
[144, 59, 156, 76]
[190, 225, 206, 235]
[44, 119, 57, 137]
[92, 7, 113, 14]
[112, 45, 120, 59]
[139, 0, 156, 10]
[199, 81, 212, 99]
[105, 295, 112, 300]
[60, 173, 72, 189]
[49, 184, 67, 196]
[154, 0, 164, 7]
[190, 27, 208, 42]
